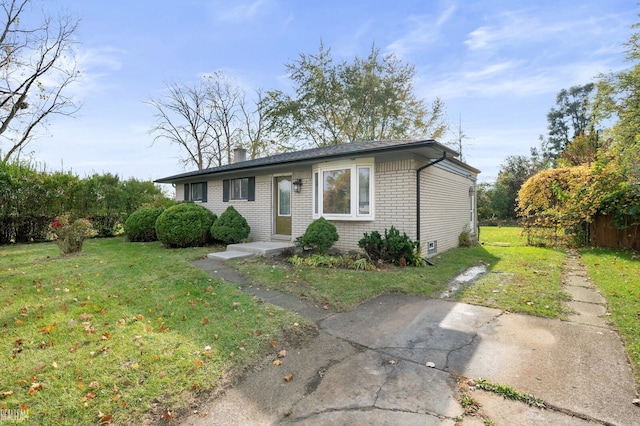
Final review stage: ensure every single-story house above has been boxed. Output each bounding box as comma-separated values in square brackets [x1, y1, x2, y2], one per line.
[155, 139, 480, 257]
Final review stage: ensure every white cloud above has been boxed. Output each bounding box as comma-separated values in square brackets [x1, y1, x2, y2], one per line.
[66, 46, 124, 99]
[215, 0, 269, 23]
[386, 3, 457, 57]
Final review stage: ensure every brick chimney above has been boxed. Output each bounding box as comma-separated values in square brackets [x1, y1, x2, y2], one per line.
[233, 146, 247, 163]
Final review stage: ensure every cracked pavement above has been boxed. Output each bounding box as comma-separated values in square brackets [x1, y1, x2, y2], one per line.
[182, 259, 640, 426]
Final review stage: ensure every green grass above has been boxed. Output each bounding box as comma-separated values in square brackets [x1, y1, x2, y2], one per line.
[232, 227, 571, 318]
[579, 248, 640, 387]
[231, 245, 499, 312]
[458, 227, 571, 318]
[0, 238, 306, 425]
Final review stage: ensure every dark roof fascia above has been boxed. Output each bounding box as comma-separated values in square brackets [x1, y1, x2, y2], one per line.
[155, 139, 460, 183]
[445, 156, 482, 175]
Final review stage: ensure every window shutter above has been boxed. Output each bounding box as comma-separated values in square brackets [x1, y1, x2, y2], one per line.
[183, 184, 190, 201]
[201, 182, 208, 202]
[247, 177, 255, 201]
[222, 180, 229, 202]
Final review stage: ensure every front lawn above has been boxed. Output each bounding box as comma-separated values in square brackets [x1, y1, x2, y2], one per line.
[0, 238, 306, 425]
[458, 227, 572, 318]
[232, 243, 499, 312]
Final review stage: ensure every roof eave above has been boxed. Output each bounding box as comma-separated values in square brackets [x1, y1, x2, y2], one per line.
[154, 139, 461, 183]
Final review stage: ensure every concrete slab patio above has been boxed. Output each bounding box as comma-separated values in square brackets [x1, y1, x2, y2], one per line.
[183, 258, 640, 426]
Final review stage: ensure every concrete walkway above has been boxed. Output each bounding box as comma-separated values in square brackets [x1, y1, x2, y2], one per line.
[563, 250, 609, 327]
[183, 255, 640, 425]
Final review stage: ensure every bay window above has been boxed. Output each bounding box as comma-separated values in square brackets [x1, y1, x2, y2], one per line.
[313, 159, 374, 220]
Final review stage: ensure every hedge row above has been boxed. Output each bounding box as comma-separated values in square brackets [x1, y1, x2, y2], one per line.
[0, 160, 170, 244]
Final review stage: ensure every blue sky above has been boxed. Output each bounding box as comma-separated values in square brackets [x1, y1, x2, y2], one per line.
[26, 0, 637, 183]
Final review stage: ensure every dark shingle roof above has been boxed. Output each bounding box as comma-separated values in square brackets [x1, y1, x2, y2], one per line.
[155, 139, 464, 183]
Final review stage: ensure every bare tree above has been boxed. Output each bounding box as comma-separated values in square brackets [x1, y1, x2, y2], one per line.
[203, 71, 243, 165]
[149, 71, 270, 170]
[148, 82, 220, 170]
[0, 0, 80, 162]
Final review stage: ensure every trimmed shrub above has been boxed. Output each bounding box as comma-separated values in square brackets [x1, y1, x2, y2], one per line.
[210, 206, 250, 244]
[296, 217, 339, 253]
[358, 226, 421, 266]
[124, 207, 165, 242]
[155, 203, 217, 248]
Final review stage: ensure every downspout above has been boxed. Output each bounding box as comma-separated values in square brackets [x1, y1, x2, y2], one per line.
[416, 151, 447, 255]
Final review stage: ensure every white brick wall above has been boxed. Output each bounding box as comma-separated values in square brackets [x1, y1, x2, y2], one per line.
[323, 159, 418, 252]
[174, 157, 477, 256]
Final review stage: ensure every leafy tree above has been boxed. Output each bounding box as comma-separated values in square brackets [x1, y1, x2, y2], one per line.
[265, 43, 447, 147]
[0, 0, 80, 162]
[595, 19, 640, 182]
[492, 153, 548, 220]
[476, 181, 512, 222]
[544, 83, 598, 161]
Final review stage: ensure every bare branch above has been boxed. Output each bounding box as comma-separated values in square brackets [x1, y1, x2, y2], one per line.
[1, 0, 80, 162]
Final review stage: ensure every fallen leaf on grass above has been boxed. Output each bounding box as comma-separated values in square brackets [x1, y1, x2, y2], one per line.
[201, 318, 209, 325]
[101, 332, 111, 340]
[89, 381, 99, 388]
[277, 350, 287, 358]
[160, 410, 173, 420]
[27, 383, 43, 395]
[1, 390, 14, 397]
[98, 413, 113, 424]
[283, 373, 293, 382]
[272, 359, 281, 366]
[270, 340, 277, 348]
[34, 363, 47, 373]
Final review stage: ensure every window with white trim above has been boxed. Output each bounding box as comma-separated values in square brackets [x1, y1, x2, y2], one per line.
[313, 159, 374, 220]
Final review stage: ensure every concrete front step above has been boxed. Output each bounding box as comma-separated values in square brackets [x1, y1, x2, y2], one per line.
[226, 241, 295, 257]
[207, 241, 295, 261]
[207, 250, 255, 261]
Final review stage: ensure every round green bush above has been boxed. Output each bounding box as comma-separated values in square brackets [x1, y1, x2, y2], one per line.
[155, 203, 217, 248]
[124, 207, 165, 242]
[210, 206, 250, 244]
[296, 217, 339, 253]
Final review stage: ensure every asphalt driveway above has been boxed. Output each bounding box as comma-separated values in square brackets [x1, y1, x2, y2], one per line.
[183, 259, 640, 425]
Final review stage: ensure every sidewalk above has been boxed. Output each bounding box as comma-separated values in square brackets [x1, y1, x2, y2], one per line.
[183, 257, 640, 425]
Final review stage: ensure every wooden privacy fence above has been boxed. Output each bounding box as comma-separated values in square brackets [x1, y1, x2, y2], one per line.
[590, 215, 640, 251]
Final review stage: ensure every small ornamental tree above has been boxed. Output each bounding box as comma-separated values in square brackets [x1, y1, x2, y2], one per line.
[124, 207, 165, 242]
[50, 214, 97, 254]
[296, 217, 339, 253]
[155, 203, 216, 248]
[210, 206, 250, 244]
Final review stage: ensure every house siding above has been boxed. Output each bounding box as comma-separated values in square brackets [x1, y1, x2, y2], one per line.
[312, 159, 418, 252]
[419, 163, 475, 256]
[173, 156, 477, 256]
